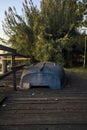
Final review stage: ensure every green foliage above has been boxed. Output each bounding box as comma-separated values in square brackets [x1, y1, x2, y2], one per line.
[2, 0, 87, 66]
[3, 0, 39, 56]
[33, 39, 64, 65]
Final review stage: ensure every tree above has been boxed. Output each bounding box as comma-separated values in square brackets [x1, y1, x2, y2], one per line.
[39, 0, 85, 66]
[2, 0, 87, 66]
[2, 0, 39, 57]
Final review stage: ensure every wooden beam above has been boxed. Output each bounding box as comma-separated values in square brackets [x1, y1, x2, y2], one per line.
[1, 57, 31, 60]
[0, 53, 12, 56]
[11, 64, 28, 71]
[12, 55, 17, 91]
[0, 70, 13, 80]
[0, 45, 16, 53]
[15, 53, 29, 58]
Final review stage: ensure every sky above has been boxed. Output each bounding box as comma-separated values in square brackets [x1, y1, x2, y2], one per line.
[0, 0, 40, 40]
[0, 0, 86, 41]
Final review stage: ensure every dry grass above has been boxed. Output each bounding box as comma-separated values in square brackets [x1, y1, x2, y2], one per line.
[65, 66, 87, 79]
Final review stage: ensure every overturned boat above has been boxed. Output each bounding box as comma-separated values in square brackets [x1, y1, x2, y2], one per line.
[20, 62, 65, 89]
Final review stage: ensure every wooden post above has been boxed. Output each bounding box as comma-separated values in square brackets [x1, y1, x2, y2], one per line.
[12, 54, 17, 91]
[2, 56, 7, 73]
[83, 36, 87, 67]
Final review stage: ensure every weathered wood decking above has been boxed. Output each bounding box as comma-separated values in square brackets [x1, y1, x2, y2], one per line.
[0, 71, 87, 129]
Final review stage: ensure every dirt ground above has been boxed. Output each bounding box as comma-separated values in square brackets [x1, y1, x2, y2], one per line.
[65, 68, 87, 91]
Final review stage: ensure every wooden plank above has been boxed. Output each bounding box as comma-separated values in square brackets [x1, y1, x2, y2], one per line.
[9, 97, 87, 100]
[2, 109, 87, 114]
[1, 57, 31, 60]
[0, 95, 87, 125]
[0, 45, 16, 53]
[3, 102, 87, 111]
[0, 112, 87, 125]
[0, 53, 12, 56]
[15, 53, 30, 58]
[7, 96, 87, 100]
[0, 68, 87, 126]
[0, 71, 13, 80]
[11, 64, 28, 71]
[0, 125, 87, 130]
[7, 91, 87, 97]
[2, 99, 87, 113]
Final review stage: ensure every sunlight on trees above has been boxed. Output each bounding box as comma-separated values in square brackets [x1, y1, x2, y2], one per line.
[1, 0, 87, 67]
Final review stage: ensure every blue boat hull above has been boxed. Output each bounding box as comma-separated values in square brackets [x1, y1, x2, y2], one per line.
[20, 62, 65, 89]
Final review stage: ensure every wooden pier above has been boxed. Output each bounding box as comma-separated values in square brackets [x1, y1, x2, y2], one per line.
[0, 71, 87, 130]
